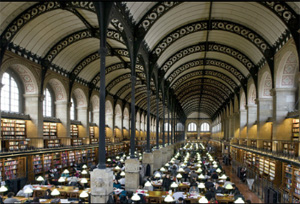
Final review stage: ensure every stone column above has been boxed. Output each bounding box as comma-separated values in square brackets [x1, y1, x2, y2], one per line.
[272, 88, 296, 140]
[90, 168, 113, 203]
[160, 147, 168, 165]
[0, 83, 3, 151]
[142, 152, 154, 176]
[153, 149, 162, 171]
[55, 100, 71, 146]
[256, 98, 272, 148]
[77, 106, 89, 144]
[23, 94, 44, 148]
[239, 109, 247, 144]
[125, 158, 140, 191]
[247, 104, 257, 145]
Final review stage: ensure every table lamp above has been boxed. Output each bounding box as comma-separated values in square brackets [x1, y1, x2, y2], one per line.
[198, 196, 208, 203]
[197, 168, 202, 173]
[131, 193, 141, 203]
[116, 156, 120, 160]
[176, 173, 182, 183]
[154, 172, 161, 179]
[120, 171, 125, 177]
[213, 163, 218, 168]
[82, 169, 88, 176]
[82, 164, 87, 169]
[81, 178, 88, 188]
[178, 167, 184, 173]
[164, 194, 175, 203]
[36, 176, 44, 185]
[160, 167, 166, 172]
[63, 169, 69, 174]
[165, 163, 170, 167]
[51, 189, 60, 198]
[114, 166, 121, 171]
[107, 158, 111, 162]
[79, 190, 89, 203]
[120, 158, 124, 163]
[219, 174, 227, 180]
[198, 182, 205, 194]
[24, 188, 33, 198]
[170, 182, 178, 192]
[225, 183, 234, 194]
[0, 185, 8, 196]
[58, 177, 66, 188]
[234, 197, 245, 203]
[216, 168, 222, 173]
[198, 174, 205, 180]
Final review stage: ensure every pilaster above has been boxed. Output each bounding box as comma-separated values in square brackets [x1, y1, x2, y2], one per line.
[90, 168, 113, 203]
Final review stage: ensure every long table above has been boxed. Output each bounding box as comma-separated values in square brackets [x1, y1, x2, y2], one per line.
[32, 185, 90, 199]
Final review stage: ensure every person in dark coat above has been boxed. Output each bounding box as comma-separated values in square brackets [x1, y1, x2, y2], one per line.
[162, 174, 172, 191]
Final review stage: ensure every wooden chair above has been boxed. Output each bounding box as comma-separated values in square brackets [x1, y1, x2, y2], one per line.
[147, 197, 160, 203]
[178, 185, 189, 193]
[33, 190, 44, 198]
[69, 192, 79, 199]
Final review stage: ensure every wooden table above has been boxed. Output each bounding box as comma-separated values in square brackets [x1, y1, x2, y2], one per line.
[2, 196, 79, 203]
[144, 191, 235, 203]
[32, 185, 90, 199]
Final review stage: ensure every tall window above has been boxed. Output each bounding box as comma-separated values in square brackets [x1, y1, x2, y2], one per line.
[201, 123, 210, 132]
[187, 123, 197, 132]
[1, 72, 19, 112]
[164, 123, 171, 131]
[43, 88, 53, 117]
[70, 97, 76, 120]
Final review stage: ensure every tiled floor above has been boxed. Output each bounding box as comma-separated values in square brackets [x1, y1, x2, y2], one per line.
[222, 164, 264, 203]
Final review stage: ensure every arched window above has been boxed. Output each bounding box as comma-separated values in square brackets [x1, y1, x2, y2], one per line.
[188, 123, 197, 132]
[201, 123, 210, 132]
[43, 88, 53, 117]
[70, 97, 76, 120]
[1, 72, 20, 113]
[164, 123, 171, 131]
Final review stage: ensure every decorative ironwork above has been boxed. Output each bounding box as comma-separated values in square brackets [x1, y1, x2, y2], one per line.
[72, 51, 99, 75]
[160, 42, 255, 72]
[180, 93, 223, 107]
[166, 58, 245, 83]
[138, 2, 182, 33]
[174, 78, 232, 96]
[153, 20, 270, 58]
[115, 80, 142, 98]
[260, 2, 297, 25]
[171, 70, 238, 90]
[125, 86, 147, 101]
[106, 73, 131, 91]
[177, 86, 227, 101]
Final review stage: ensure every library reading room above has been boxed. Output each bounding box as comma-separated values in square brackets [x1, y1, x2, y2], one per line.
[0, 1, 299, 204]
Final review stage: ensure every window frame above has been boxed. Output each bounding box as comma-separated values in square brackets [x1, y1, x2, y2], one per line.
[187, 123, 197, 132]
[1, 70, 24, 113]
[200, 122, 210, 132]
[70, 96, 77, 121]
[43, 86, 55, 117]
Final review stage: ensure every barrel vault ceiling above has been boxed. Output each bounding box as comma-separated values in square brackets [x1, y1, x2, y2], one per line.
[0, 2, 299, 119]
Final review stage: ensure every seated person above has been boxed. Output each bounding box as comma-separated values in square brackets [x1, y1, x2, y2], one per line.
[223, 177, 233, 188]
[162, 174, 172, 191]
[41, 178, 51, 185]
[4, 192, 20, 204]
[211, 171, 218, 180]
[113, 179, 122, 189]
[44, 189, 52, 199]
[214, 182, 224, 194]
[31, 197, 41, 204]
[205, 179, 214, 189]
[189, 184, 199, 195]
[204, 188, 215, 201]
[176, 197, 186, 204]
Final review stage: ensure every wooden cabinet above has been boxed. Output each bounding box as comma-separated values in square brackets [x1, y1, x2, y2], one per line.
[89, 126, 98, 144]
[1, 119, 28, 151]
[293, 119, 300, 141]
[43, 122, 60, 148]
[283, 143, 298, 157]
[263, 141, 272, 151]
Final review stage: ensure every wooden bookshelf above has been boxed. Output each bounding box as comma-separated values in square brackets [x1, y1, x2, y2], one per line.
[43, 122, 60, 148]
[68, 151, 75, 167]
[75, 150, 82, 165]
[52, 152, 61, 170]
[282, 163, 300, 203]
[61, 151, 68, 168]
[87, 149, 96, 165]
[263, 141, 272, 151]
[90, 126, 98, 144]
[3, 157, 26, 181]
[293, 119, 300, 141]
[250, 140, 257, 148]
[283, 143, 298, 157]
[1, 119, 28, 151]
[70, 125, 79, 137]
[43, 153, 52, 177]
[72, 139, 83, 146]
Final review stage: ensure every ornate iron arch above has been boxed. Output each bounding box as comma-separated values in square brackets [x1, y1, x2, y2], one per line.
[180, 94, 223, 108]
[152, 20, 271, 61]
[176, 85, 228, 101]
[125, 86, 147, 101]
[171, 70, 238, 91]
[160, 42, 255, 73]
[106, 73, 131, 92]
[115, 81, 143, 98]
[166, 58, 246, 84]
[174, 78, 232, 97]
[177, 88, 226, 103]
